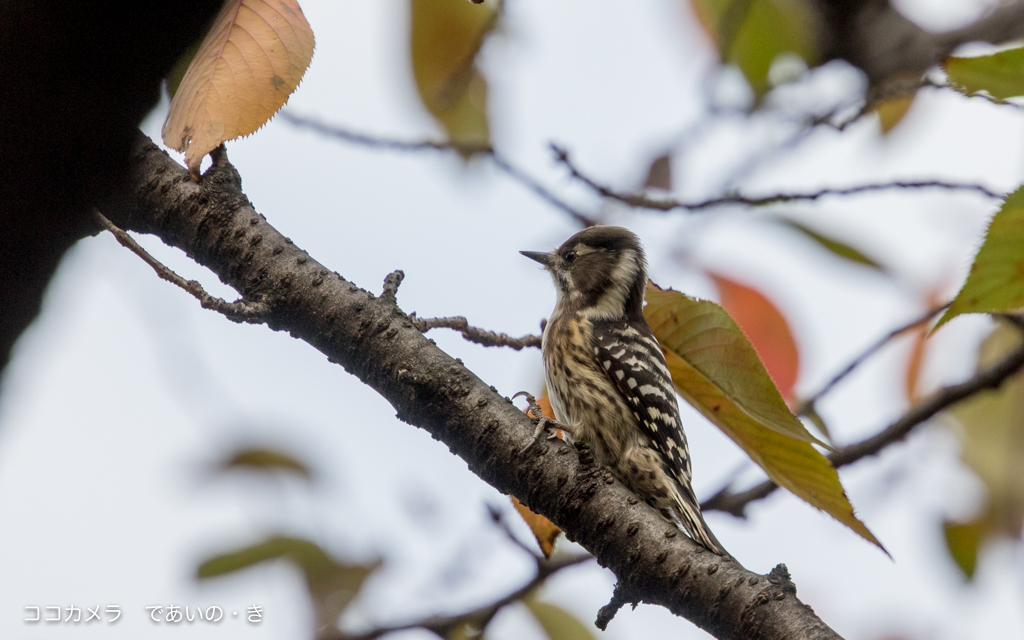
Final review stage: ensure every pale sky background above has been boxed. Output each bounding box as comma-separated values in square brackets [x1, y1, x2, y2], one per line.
[2, 0, 1023, 638]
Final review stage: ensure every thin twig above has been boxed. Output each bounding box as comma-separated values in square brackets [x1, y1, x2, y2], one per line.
[702, 316, 1024, 516]
[410, 313, 542, 350]
[326, 509, 592, 640]
[281, 113, 598, 227]
[487, 503, 540, 558]
[795, 304, 949, 416]
[93, 210, 268, 322]
[551, 144, 1004, 212]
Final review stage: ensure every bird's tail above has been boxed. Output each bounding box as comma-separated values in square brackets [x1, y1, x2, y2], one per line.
[669, 483, 727, 556]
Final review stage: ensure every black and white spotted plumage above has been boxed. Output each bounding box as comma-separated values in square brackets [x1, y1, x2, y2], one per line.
[522, 226, 725, 554]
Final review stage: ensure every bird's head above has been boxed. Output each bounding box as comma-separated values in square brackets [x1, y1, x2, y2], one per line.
[521, 225, 648, 321]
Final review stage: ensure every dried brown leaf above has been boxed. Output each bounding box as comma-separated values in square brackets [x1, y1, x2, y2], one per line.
[163, 0, 315, 177]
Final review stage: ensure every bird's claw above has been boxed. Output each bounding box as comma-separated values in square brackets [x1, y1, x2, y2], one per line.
[513, 391, 574, 454]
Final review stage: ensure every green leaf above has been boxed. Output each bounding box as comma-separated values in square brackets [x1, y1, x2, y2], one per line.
[645, 284, 820, 445]
[802, 403, 832, 440]
[644, 284, 885, 551]
[445, 621, 486, 640]
[777, 218, 885, 272]
[943, 517, 985, 580]
[220, 447, 312, 479]
[525, 596, 595, 640]
[198, 536, 380, 633]
[936, 185, 1024, 329]
[942, 323, 1024, 579]
[945, 47, 1024, 100]
[410, 0, 495, 146]
[691, 0, 817, 96]
[949, 323, 1024, 541]
[198, 536, 334, 580]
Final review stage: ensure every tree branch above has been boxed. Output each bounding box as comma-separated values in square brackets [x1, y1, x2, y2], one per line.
[102, 134, 843, 640]
[813, 0, 1024, 86]
[703, 316, 1024, 517]
[93, 209, 269, 322]
[331, 508, 591, 640]
[551, 145, 1003, 213]
[410, 314, 542, 350]
[795, 304, 949, 417]
[281, 113, 597, 227]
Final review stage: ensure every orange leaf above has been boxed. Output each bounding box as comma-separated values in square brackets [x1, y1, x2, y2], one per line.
[163, 0, 315, 178]
[710, 273, 800, 403]
[875, 91, 916, 133]
[511, 393, 561, 558]
[904, 323, 928, 406]
[511, 496, 561, 558]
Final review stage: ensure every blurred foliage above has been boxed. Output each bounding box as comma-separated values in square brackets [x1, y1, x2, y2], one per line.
[220, 446, 313, 480]
[690, 0, 817, 97]
[874, 91, 917, 133]
[199, 536, 381, 634]
[709, 272, 801, 402]
[776, 218, 886, 273]
[945, 47, 1024, 100]
[525, 593, 596, 640]
[944, 323, 1024, 579]
[410, 0, 496, 145]
[938, 186, 1024, 329]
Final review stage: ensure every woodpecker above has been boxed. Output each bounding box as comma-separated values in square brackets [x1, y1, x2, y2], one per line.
[521, 226, 724, 554]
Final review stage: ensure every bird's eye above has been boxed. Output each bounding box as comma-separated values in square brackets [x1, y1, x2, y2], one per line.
[562, 251, 577, 263]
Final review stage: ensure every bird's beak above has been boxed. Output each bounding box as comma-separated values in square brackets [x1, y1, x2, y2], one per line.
[520, 250, 553, 268]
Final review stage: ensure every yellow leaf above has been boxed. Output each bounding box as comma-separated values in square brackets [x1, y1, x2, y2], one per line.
[943, 517, 985, 580]
[524, 595, 596, 640]
[410, 0, 495, 146]
[163, 0, 315, 178]
[511, 496, 561, 558]
[949, 323, 1024, 540]
[874, 92, 915, 133]
[220, 446, 312, 479]
[644, 284, 885, 551]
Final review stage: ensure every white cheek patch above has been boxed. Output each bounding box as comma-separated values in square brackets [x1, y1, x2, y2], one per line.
[582, 249, 644, 321]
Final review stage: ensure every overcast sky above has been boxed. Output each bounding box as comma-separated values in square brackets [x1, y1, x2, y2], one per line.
[1, 1, 1022, 639]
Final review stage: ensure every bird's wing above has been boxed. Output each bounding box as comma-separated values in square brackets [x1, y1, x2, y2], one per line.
[590, 319, 692, 483]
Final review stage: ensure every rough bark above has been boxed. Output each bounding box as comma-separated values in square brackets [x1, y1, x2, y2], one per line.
[100, 136, 843, 640]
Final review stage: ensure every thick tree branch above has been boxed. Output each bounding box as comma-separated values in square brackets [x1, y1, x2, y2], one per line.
[552, 145, 1003, 213]
[102, 135, 843, 640]
[703, 316, 1024, 517]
